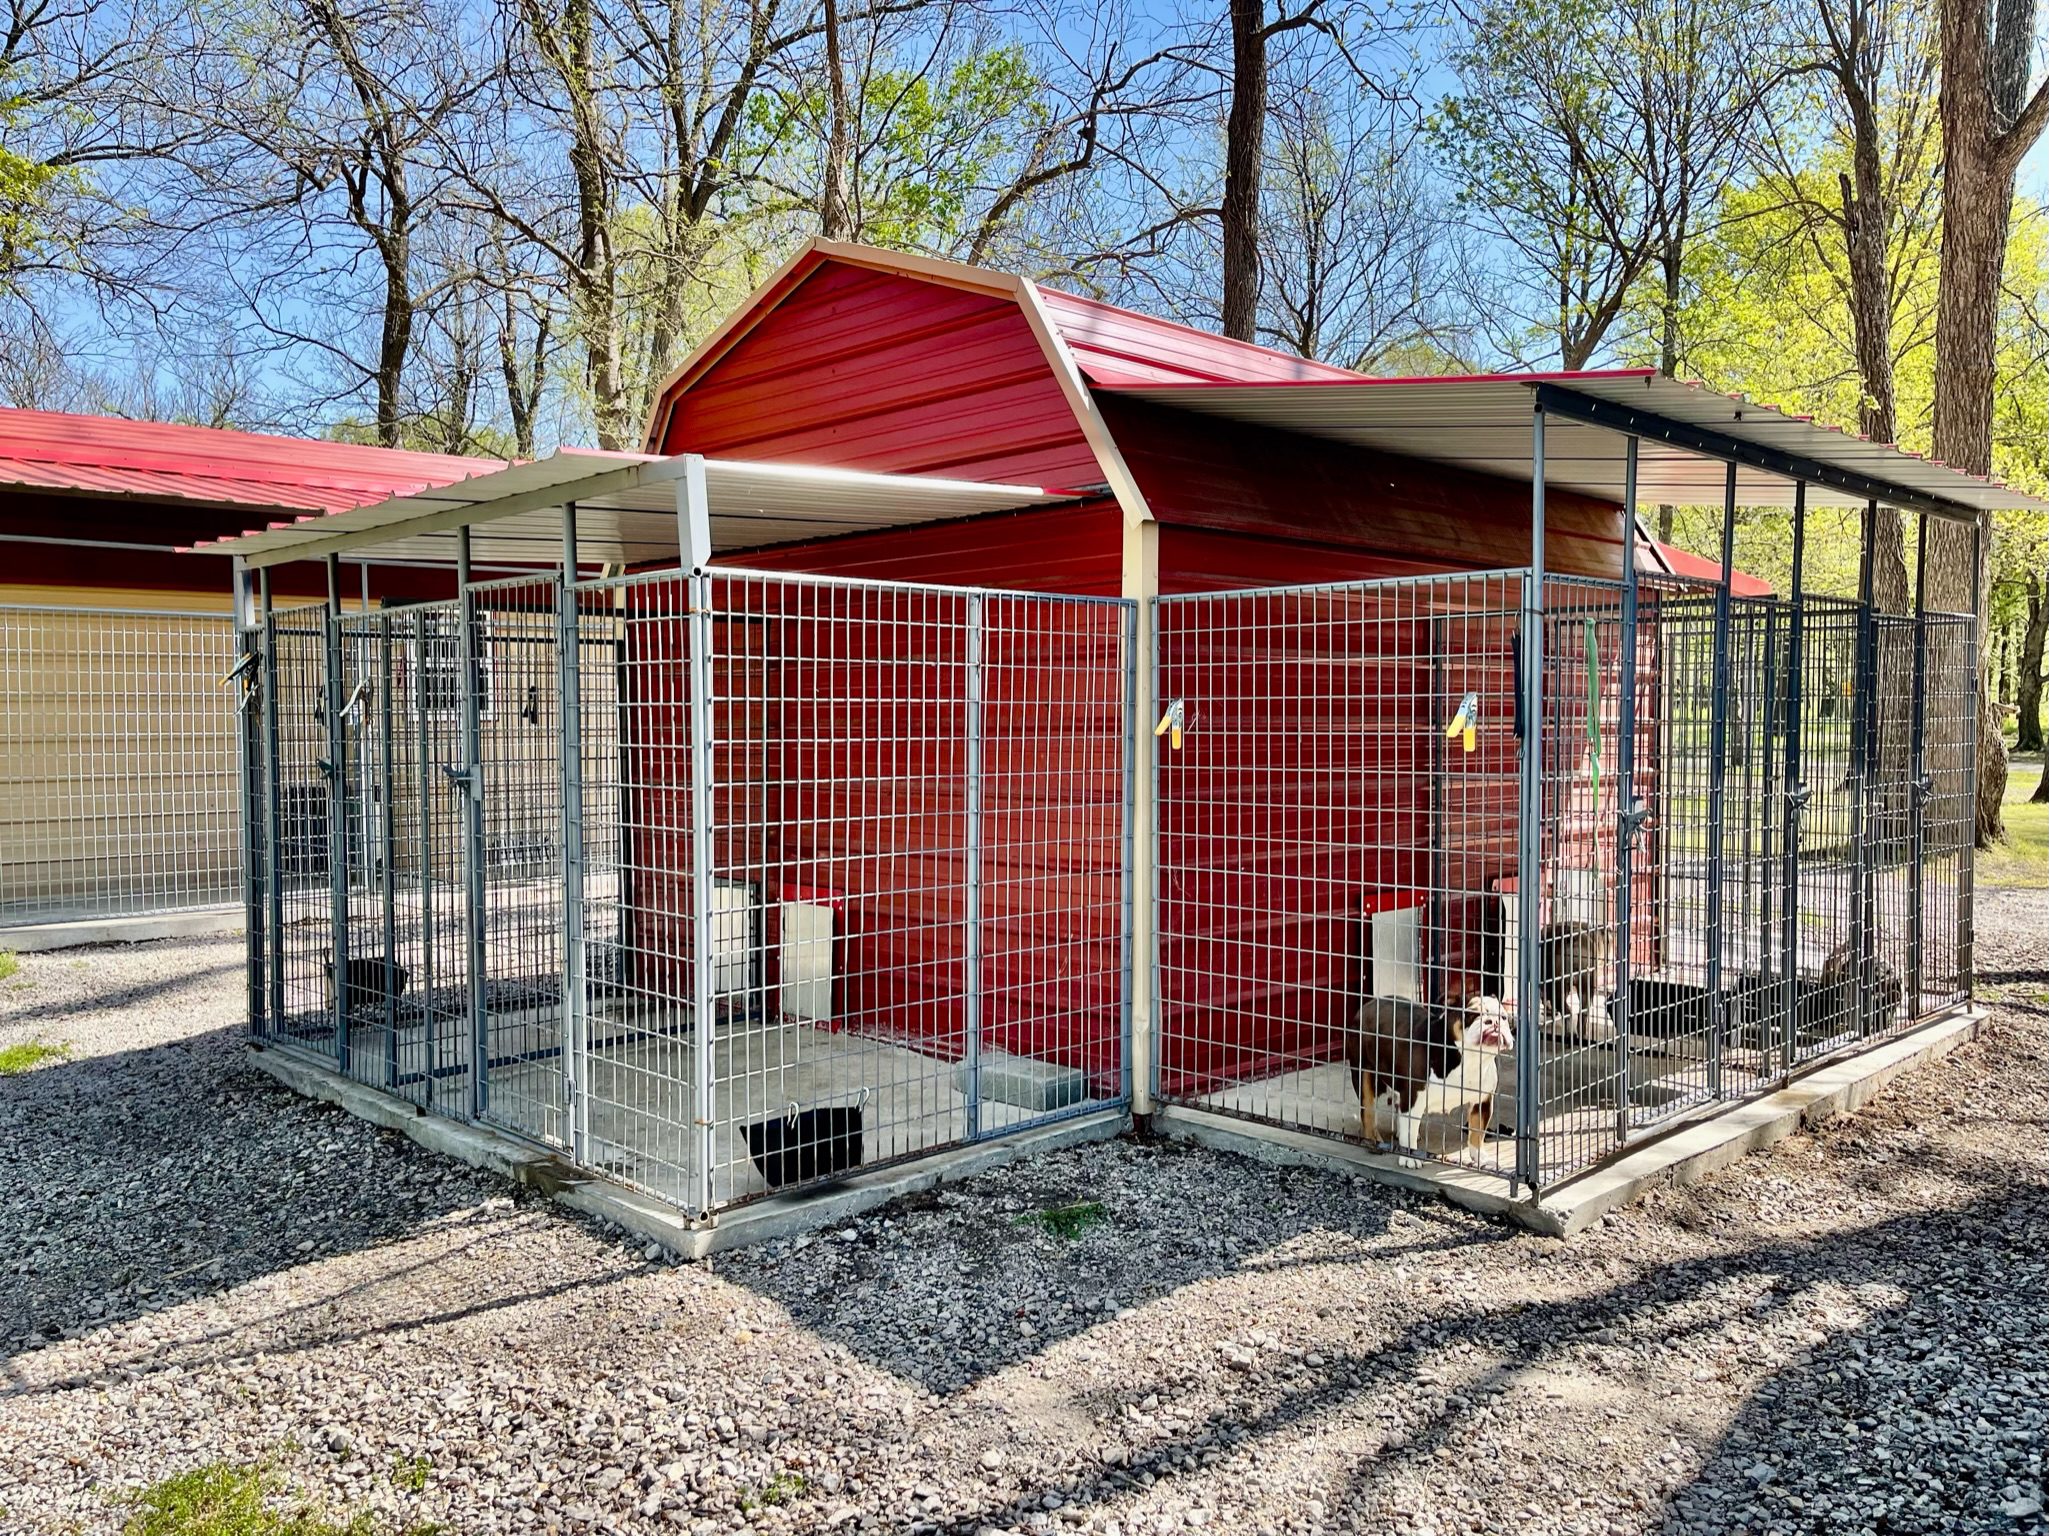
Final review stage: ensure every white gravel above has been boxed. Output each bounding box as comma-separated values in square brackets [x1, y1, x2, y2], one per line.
[1, 889, 2044, 1536]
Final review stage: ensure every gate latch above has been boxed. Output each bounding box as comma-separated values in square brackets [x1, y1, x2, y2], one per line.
[1618, 795, 1650, 850]
[441, 763, 480, 798]
[1154, 698, 1186, 751]
[1912, 774, 1934, 806]
[1787, 780, 1813, 815]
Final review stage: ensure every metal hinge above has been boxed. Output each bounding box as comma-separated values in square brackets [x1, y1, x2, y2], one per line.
[441, 763, 480, 798]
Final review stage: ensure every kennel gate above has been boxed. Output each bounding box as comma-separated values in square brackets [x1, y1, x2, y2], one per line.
[244, 567, 1137, 1220]
[1149, 567, 1979, 1191]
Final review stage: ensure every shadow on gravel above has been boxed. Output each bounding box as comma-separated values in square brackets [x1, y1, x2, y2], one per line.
[0, 1022, 506, 1380]
[876, 1183, 2049, 1535]
[0, 957, 245, 1027]
[719, 1138, 1515, 1395]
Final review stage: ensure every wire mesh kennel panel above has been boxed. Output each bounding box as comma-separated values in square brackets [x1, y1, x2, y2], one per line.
[1785, 597, 1866, 1064]
[1916, 612, 1975, 1016]
[268, 605, 342, 1060]
[1152, 571, 1528, 1180]
[565, 568, 1134, 1214]
[1864, 612, 1917, 1041]
[0, 605, 243, 922]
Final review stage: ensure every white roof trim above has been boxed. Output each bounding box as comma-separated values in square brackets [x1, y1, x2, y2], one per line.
[188, 450, 1062, 569]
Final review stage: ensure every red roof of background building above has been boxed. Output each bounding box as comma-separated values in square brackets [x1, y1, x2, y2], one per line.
[0, 407, 496, 516]
[1653, 538, 1773, 595]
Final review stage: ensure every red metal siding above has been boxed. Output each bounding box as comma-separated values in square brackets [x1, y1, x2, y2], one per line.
[1108, 394, 1625, 581]
[727, 501, 1123, 597]
[655, 262, 1101, 488]
[621, 576, 1125, 1087]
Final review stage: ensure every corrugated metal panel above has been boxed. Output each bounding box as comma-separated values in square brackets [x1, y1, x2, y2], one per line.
[1035, 287, 1365, 387]
[732, 502, 1124, 595]
[1106, 374, 2049, 516]
[657, 262, 1102, 488]
[1654, 539, 1773, 595]
[1107, 395, 1624, 583]
[0, 409, 492, 513]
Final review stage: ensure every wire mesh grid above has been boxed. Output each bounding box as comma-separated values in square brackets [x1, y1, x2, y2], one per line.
[1917, 612, 1975, 1016]
[556, 568, 1134, 1213]
[237, 540, 1979, 1213]
[0, 605, 243, 923]
[1153, 572, 1528, 1181]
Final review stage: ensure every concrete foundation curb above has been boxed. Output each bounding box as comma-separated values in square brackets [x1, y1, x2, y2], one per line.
[1157, 1007, 1985, 1238]
[1, 906, 244, 952]
[247, 1042, 1129, 1259]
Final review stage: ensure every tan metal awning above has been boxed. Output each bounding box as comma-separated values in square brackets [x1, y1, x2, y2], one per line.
[185, 450, 1067, 569]
[1105, 371, 2049, 521]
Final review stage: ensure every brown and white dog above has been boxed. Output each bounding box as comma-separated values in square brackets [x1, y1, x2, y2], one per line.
[1346, 996, 1514, 1166]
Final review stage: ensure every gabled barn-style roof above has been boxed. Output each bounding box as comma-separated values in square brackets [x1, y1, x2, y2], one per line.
[642, 239, 2048, 530]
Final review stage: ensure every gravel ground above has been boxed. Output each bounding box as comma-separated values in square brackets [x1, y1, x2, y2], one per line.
[2, 890, 2044, 1536]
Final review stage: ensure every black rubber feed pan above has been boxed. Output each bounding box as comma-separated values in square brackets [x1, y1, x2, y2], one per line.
[745, 1094, 867, 1189]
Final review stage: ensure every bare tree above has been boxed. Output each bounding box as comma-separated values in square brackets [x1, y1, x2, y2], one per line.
[1258, 84, 1473, 366]
[165, 0, 488, 446]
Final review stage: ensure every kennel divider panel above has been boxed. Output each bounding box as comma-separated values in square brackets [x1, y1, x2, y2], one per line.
[1152, 570, 1527, 1181]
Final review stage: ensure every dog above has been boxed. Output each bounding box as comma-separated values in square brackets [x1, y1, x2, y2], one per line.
[1538, 919, 1615, 1039]
[1347, 995, 1514, 1166]
[324, 956, 409, 1016]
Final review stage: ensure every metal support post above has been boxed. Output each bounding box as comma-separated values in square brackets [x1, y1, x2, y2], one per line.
[1961, 514, 1984, 997]
[379, 613, 398, 1089]
[415, 607, 438, 1107]
[1613, 438, 1644, 1145]
[1778, 483, 1808, 1080]
[1908, 512, 1930, 1018]
[1704, 463, 1736, 1097]
[681, 460, 719, 1218]
[558, 504, 589, 1161]
[1119, 598, 1140, 1108]
[1850, 501, 1877, 1037]
[459, 528, 488, 1115]
[963, 593, 985, 1136]
[1514, 402, 1547, 1192]
[325, 553, 350, 1072]
[262, 569, 284, 1037]
[234, 559, 265, 1035]
[687, 566, 719, 1218]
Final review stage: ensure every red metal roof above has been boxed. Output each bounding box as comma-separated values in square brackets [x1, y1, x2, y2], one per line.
[1033, 287, 1366, 387]
[1652, 539, 1773, 596]
[0, 407, 496, 516]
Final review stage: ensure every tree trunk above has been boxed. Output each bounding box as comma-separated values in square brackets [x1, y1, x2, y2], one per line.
[2020, 574, 2046, 752]
[1932, 0, 2042, 845]
[375, 238, 412, 449]
[1838, 168, 1912, 615]
[1221, 0, 1266, 342]
[820, 0, 853, 240]
[2033, 745, 2049, 802]
[1656, 246, 1679, 550]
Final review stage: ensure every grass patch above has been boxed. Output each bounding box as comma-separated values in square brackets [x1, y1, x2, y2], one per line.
[0, 1039, 68, 1076]
[1981, 752, 2047, 891]
[1019, 1199, 1107, 1241]
[738, 1472, 807, 1513]
[390, 1458, 430, 1495]
[124, 1464, 436, 1536]
[0, 948, 17, 981]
